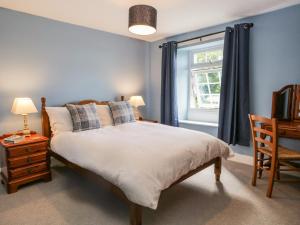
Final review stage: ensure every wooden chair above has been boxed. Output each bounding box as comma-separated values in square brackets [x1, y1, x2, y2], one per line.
[248, 114, 300, 197]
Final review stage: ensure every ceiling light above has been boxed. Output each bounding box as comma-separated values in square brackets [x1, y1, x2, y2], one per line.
[128, 5, 157, 35]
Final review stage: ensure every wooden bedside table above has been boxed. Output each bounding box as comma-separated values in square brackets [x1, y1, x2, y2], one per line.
[0, 134, 51, 194]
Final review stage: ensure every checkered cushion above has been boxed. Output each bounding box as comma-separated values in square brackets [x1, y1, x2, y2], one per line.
[66, 103, 100, 132]
[109, 101, 136, 125]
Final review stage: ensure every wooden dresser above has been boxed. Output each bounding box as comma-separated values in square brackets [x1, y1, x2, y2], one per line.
[0, 134, 51, 193]
[266, 84, 300, 139]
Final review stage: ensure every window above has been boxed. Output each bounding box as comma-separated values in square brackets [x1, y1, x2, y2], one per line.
[190, 46, 223, 109]
[177, 37, 224, 124]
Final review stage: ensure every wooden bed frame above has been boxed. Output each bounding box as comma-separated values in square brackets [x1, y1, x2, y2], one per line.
[41, 97, 222, 225]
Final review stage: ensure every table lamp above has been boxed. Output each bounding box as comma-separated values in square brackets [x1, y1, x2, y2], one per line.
[129, 96, 145, 120]
[11, 98, 38, 135]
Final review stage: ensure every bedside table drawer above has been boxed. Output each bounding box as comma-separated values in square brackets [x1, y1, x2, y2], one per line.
[8, 142, 47, 158]
[9, 162, 48, 179]
[8, 152, 47, 169]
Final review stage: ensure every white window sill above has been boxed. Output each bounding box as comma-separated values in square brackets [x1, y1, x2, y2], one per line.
[179, 119, 219, 127]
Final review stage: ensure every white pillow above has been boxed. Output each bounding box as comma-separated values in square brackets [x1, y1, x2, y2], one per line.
[45, 107, 73, 135]
[96, 105, 114, 127]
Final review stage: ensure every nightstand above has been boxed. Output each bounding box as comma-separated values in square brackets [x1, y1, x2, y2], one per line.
[138, 117, 158, 123]
[0, 134, 51, 194]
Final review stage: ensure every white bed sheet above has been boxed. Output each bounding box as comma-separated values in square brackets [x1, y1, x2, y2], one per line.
[51, 121, 232, 209]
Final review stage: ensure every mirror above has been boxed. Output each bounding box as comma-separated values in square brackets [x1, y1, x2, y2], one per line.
[274, 87, 293, 120]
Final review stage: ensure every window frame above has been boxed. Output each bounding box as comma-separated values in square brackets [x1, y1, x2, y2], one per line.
[186, 40, 224, 123]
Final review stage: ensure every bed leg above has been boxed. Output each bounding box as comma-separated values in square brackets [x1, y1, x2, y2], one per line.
[129, 203, 142, 225]
[214, 157, 222, 182]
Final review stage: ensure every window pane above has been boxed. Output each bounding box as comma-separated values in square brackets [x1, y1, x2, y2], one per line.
[193, 52, 206, 64]
[208, 72, 219, 83]
[210, 84, 221, 94]
[197, 73, 207, 83]
[206, 49, 223, 63]
[199, 95, 211, 105]
[198, 84, 209, 94]
[210, 95, 220, 104]
[193, 48, 223, 64]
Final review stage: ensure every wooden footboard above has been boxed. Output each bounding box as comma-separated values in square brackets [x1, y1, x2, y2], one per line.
[51, 150, 221, 225]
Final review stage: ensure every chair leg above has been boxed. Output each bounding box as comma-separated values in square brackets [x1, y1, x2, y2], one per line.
[267, 156, 277, 198]
[258, 152, 264, 179]
[252, 151, 258, 186]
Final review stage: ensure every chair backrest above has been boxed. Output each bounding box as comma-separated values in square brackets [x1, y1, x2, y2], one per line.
[248, 114, 278, 157]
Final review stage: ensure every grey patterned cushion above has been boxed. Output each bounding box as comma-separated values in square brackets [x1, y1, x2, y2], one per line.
[109, 101, 136, 125]
[66, 103, 100, 132]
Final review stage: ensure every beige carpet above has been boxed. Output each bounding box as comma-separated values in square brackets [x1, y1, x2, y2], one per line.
[0, 159, 299, 225]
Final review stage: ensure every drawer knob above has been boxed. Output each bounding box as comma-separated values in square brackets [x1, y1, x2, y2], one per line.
[25, 148, 32, 153]
[27, 168, 33, 174]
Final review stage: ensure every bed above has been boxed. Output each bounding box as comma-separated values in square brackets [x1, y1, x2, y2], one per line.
[41, 97, 231, 225]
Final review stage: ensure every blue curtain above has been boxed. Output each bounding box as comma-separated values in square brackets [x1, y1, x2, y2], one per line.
[161, 41, 179, 126]
[218, 24, 252, 146]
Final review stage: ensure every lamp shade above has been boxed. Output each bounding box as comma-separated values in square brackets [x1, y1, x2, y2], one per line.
[128, 5, 157, 35]
[11, 98, 38, 115]
[129, 96, 145, 108]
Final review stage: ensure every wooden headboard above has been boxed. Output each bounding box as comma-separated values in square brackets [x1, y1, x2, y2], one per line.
[41, 97, 110, 139]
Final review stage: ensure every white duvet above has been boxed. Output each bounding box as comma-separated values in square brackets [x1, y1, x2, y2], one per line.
[51, 121, 232, 209]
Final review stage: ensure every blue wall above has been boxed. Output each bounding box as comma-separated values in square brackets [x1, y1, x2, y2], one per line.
[1, 5, 300, 155]
[0, 8, 150, 133]
[148, 5, 300, 155]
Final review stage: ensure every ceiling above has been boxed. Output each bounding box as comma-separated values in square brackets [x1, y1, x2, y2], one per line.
[1, 0, 300, 42]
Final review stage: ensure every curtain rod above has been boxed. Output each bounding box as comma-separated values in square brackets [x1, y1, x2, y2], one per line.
[158, 23, 253, 48]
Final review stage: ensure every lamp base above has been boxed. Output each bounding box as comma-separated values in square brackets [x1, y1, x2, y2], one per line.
[133, 107, 141, 120]
[22, 114, 32, 137]
[22, 129, 31, 137]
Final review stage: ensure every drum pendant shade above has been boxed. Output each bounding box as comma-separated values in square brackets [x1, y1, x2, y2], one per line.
[128, 5, 157, 35]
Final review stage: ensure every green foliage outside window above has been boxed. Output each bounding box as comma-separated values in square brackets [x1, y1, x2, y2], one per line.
[193, 49, 223, 64]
